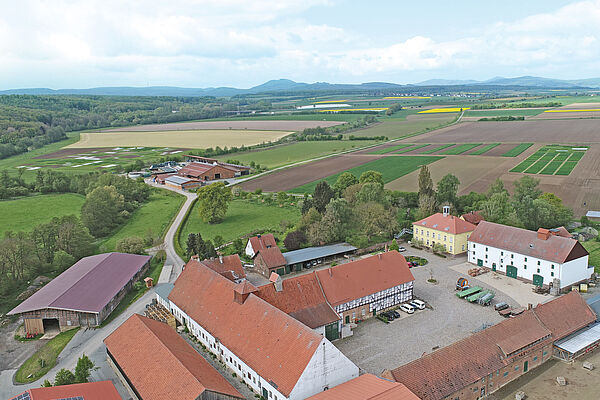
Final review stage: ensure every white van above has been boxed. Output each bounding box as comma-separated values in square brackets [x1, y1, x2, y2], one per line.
[410, 299, 426, 310]
[399, 303, 415, 314]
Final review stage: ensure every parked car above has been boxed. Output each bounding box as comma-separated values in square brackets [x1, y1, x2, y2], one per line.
[398, 246, 406, 252]
[383, 311, 395, 321]
[494, 302, 509, 311]
[392, 310, 401, 318]
[410, 299, 426, 310]
[399, 304, 415, 314]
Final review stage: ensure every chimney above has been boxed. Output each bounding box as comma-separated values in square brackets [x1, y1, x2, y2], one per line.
[378, 253, 382, 260]
[328, 268, 332, 277]
[257, 234, 261, 239]
[191, 255, 199, 261]
[219, 255, 223, 264]
[269, 272, 283, 292]
[443, 205, 450, 217]
[527, 303, 533, 310]
[537, 228, 551, 240]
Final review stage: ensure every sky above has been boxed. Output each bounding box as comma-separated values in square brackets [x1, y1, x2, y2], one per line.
[1, 0, 600, 89]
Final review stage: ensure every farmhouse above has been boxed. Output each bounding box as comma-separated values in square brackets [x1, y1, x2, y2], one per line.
[164, 175, 203, 191]
[254, 247, 288, 277]
[8, 252, 150, 334]
[105, 314, 244, 400]
[412, 207, 476, 255]
[315, 251, 414, 326]
[178, 159, 250, 182]
[468, 221, 592, 289]
[10, 381, 121, 400]
[245, 233, 277, 258]
[383, 292, 597, 400]
[166, 259, 359, 400]
[305, 373, 420, 400]
[283, 243, 357, 273]
[199, 254, 246, 282]
[460, 210, 485, 226]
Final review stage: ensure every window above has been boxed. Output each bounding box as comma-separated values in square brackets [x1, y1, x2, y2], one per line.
[551, 264, 554, 269]
[269, 390, 272, 398]
[248, 372, 251, 379]
[504, 371, 508, 377]
[501, 251, 504, 256]
[481, 377, 485, 383]
[551, 272, 554, 277]
[524, 265, 527, 270]
[524, 257, 527, 261]
[511, 254, 514, 258]
[352, 312, 356, 320]
[450, 246, 453, 252]
[543, 351, 548, 356]
[427, 231, 429, 237]
[473, 387, 478, 393]
[450, 237, 453, 243]
[486, 247, 488, 251]
[515, 366, 519, 371]
[438, 234, 441, 240]
[444, 235, 447, 241]
[537, 268, 540, 273]
[533, 356, 538, 361]
[362, 309, 366, 316]
[496, 370, 500, 376]
[462, 244, 465, 251]
[511, 261, 514, 265]
[537, 261, 540, 265]
[485, 254, 488, 259]
[473, 244, 476, 248]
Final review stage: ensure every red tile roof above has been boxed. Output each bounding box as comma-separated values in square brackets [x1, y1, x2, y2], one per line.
[315, 251, 415, 307]
[469, 221, 588, 264]
[178, 162, 216, 178]
[256, 247, 287, 269]
[248, 234, 278, 254]
[384, 292, 596, 400]
[306, 374, 420, 400]
[201, 255, 246, 280]
[168, 260, 323, 397]
[104, 314, 243, 400]
[8, 253, 150, 315]
[13, 381, 121, 400]
[551, 226, 572, 238]
[413, 213, 476, 235]
[460, 211, 485, 225]
[256, 273, 340, 329]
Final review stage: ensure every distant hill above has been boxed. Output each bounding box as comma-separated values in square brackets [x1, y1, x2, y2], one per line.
[1, 75, 598, 97]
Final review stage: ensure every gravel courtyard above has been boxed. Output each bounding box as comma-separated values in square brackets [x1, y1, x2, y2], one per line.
[334, 249, 518, 374]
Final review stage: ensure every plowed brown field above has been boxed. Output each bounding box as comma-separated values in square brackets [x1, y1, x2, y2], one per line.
[102, 120, 344, 132]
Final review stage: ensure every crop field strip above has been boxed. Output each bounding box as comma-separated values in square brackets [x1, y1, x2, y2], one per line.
[393, 144, 430, 154]
[510, 146, 587, 175]
[370, 143, 415, 154]
[468, 143, 501, 155]
[289, 155, 443, 193]
[420, 144, 455, 154]
[439, 143, 482, 155]
[502, 143, 534, 157]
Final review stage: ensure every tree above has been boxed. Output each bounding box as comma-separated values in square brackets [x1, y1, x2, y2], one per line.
[355, 202, 398, 240]
[359, 170, 384, 187]
[456, 192, 487, 214]
[512, 176, 542, 204]
[55, 215, 94, 259]
[333, 172, 358, 196]
[356, 182, 386, 204]
[418, 193, 437, 219]
[81, 185, 125, 237]
[480, 192, 511, 224]
[297, 207, 322, 231]
[308, 199, 351, 244]
[197, 182, 232, 223]
[436, 174, 460, 206]
[115, 236, 146, 254]
[301, 197, 314, 215]
[487, 178, 508, 198]
[186, 233, 200, 256]
[52, 250, 75, 272]
[418, 165, 434, 198]
[232, 238, 244, 255]
[213, 235, 224, 247]
[276, 191, 288, 203]
[390, 239, 400, 252]
[312, 181, 334, 213]
[54, 368, 76, 386]
[284, 230, 307, 251]
[74, 354, 95, 383]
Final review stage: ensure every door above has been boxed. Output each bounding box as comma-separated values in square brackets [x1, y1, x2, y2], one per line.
[325, 323, 339, 341]
[276, 267, 285, 276]
[524, 361, 528, 372]
[492, 263, 496, 272]
[345, 315, 350, 324]
[506, 265, 518, 279]
[533, 274, 544, 287]
[477, 259, 483, 267]
[262, 388, 268, 399]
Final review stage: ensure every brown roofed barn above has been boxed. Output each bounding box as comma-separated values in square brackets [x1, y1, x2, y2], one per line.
[305, 373, 420, 400]
[10, 381, 121, 400]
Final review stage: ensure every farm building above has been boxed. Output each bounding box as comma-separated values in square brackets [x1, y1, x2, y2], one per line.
[196, 254, 246, 282]
[256, 272, 341, 340]
[468, 221, 592, 289]
[165, 258, 359, 400]
[383, 292, 597, 400]
[412, 207, 476, 255]
[184, 154, 251, 175]
[164, 175, 203, 191]
[253, 247, 288, 277]
[283, 243, 357, 273]
[305, 373, 420, 400]
[245, 233, 277, 258]
[315, 251, 414, 326]
[178, 160, 250, 181]
[460, 210, 485, 226]
[105, 314, 243, 400]
[10, 381, 121, 400]
[8, 252, 150, 334]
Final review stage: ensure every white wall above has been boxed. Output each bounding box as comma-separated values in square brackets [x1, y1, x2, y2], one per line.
[245, 240, 255, 258]
[468, 242, 589, 288]
[288, 338, 359, 400]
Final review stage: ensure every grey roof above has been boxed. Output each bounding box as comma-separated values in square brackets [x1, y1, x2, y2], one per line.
[165, 175, 197, 185]
[586, 211, 600, 218]
[587, 294, 600, 318]
[283, 243, 357, 265]
[554, 321, 600, 354]
[8, 253, 151, 315]
[155, 283, 174, 303]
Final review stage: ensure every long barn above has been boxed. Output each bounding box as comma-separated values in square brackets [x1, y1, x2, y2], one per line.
[8, 252, 150, 334]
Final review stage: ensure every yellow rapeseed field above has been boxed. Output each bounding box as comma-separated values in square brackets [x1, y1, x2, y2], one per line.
[418, 107, 470, 114]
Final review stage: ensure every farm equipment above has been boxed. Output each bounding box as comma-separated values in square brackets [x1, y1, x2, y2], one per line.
[467, 290, 490, 303]
[456, 286, 482, 299]
[456, 277, 469, 290]
[478, 291, 495, 306]
[468, 268, 486, 277]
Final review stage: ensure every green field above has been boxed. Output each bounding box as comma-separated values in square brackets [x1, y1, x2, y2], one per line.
[465, 109, 544, 117]
[370, 143, 414, 154]
[394, 144, 430, 154]
[289, 155, 443, 193]
[469, 143, 501, 155]
[0, 193, 85, 236]
[511, 145, 587, 175]
[216, 140, 379, 168]
[180, 199, 301, 245]
[502, 143, 534, 157]
[346, 116, 455, 139]
[583, 241, 600, 272]
[420, 144, 455, 154]
[440, 143, 482, 155]
[99, 189, 185, 252]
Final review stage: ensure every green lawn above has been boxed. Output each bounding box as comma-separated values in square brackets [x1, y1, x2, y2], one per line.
[15, 328, 79, 383]
[347, 116, 455, 139]
[99, 189, 185, 252]
[469, 143, 501, 155]
[502, 143, 534, 157]
[0, 193, 85, 236]
[289, 155, 443, 193]
[180, 199, 301, 244]
[583, 241, 600, 272]
[440, 143, 482, 155]
[465, 109, 544, 117]
[216, 140, 379, 169]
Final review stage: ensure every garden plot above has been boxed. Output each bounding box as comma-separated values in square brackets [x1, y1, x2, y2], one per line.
[510, 145, 587, 176]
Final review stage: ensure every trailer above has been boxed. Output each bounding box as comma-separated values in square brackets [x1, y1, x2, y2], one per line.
[467, 290, 490, 303]
[456, 286, 482, 299]
[456, 277, 469, 290]
[478, 291, 495, 306]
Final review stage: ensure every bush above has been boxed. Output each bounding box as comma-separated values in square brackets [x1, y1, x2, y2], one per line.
[116, 236, 146, 254]
[53, 250, 75, 273]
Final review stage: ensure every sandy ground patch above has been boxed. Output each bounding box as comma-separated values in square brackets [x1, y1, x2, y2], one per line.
[385, 155, 516, 193]
[411, 120, 600, 143]
[67, 129, 293, 149]
[102, 120, 344, 132]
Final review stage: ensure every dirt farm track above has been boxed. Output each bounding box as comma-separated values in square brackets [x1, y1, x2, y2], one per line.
[411, 119, 600, 143]
[102, 120, 344, 132]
